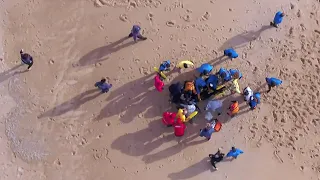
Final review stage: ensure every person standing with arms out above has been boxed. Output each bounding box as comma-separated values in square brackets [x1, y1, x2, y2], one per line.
[128, 25, 147, 42]
[226, 146, 243, 160]
[95, 78, 112, 93]
[209, 148, 225, 170]
[270, 11, 285, 28]
[20, 49, 33, 70]
[223, 48, 238, 60]
[265, 77, 282, 93]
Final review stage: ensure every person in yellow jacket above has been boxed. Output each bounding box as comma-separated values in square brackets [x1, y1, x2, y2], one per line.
[176, 60, 194, 73]
[177, 108, 198, 123]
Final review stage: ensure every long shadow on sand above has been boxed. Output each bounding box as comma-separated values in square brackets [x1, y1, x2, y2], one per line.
[38, 89, 101, 118]
[0, 64, 26, 84]
[111, 120, 174, 156]
[95, 73, 171, 123]
[168, 157, 215, 180]
[142, 132, 207, 164]
[219, 25, 272, 51]
[78, 37, 136, 66]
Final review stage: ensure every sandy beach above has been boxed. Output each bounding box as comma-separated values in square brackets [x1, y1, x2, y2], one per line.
[0, 0, 319, 179]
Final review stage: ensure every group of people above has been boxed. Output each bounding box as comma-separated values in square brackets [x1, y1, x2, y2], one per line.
[17, 10, 286, 171]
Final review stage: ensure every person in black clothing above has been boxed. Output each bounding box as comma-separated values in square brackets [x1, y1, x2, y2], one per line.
[208, 148, 225, 170]
[20, 49, 33, 70]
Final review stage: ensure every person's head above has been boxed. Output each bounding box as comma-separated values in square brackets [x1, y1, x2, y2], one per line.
[183, 63, 189, 68]
[220, 72, 227, 80]
[203, 70, 208, 75]
[231, 146, 236, 151]
[205, 123, 212, 129]
[280, 13, 285, 17]
[227, 52, 232, 57]
[182, 108, 188, 115]
[20, 49, 24, 54]
[232, 71, 240, 79]
[100, 78, 106, 83]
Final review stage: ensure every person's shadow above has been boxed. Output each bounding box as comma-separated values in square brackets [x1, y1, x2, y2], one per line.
[142, 132, 207, 164]
[78, 37, 136, 66]
[95, 73, 170, 123]
[111, 120, 174, 156]
[38, 89, 101, 118]
[167, 157, 215, 180]
[219, 25, 272, 51]
[0, 64, 26, 84]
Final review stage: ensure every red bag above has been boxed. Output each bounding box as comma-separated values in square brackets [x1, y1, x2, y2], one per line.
[162, 112, 176, 126]
[174, 118, 186, 137]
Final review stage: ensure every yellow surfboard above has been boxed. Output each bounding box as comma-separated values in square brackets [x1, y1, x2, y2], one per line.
[153, 67, 167, 79]
[176, 60, 194, 69]
[186, 111, 198, 121]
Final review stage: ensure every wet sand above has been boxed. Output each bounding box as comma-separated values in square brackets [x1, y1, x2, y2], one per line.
[0, 0, 319, 179]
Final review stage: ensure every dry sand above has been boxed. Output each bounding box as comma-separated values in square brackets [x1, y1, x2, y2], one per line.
[0, 0, 319, 179]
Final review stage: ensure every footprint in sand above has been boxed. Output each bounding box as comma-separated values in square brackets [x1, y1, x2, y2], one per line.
[166, 20, 176, 27]
[119, 14, 129, 22]
[182, 15, 191, 22]
[201, 12, 211, 21]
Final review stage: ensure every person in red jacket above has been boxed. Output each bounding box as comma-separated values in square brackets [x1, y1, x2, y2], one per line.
[162, 112, 176, 127]
[174, 118, 186, 137]
[154, 74, 164, 92]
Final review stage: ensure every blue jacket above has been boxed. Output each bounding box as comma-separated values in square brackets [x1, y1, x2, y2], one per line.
[229, 69, 242, 79]
[249, 93, 261, 109]
[266, 77, 282, 86]
[218, 68, 232, 82]
[197, 63, 213, 74]
[224, 48, 238, 58]
[195, 77, 206, 94]
[274, 11, 284, 25]
[206, 75, 219, 90]
[95, 82, 112, 93]
[159, 60, 171, 71]
[200, 128, 215, 138]
[131, 25, 141, 41]
[226, 148, 243, 158]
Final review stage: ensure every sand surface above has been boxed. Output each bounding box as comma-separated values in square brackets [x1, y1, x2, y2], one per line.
[0, 0, 320, 179]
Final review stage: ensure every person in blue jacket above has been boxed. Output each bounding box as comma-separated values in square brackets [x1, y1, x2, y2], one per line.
[218, 68, 232, 82]
[128, 25, 147, 42]
[226, 147, 243, 159]
[270, 11, 285, 28]
[224, 48, 238, 60]
[198, 63, 213, 76]
[266, 77, 282, 93]
[206, 74, 219, 90]
[249, 92, 261, 110]
[159, 60, 171, 72]
[95, 78, 112, 93]
[229, 69, 242, 79]
[195, 77, 207, 100]
[20, 49, 34, 70]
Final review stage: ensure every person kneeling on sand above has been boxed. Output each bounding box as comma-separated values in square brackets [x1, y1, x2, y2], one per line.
[174, 118, 186, 137]
[266, 77, 282, 93]
[249, 92, 261, 110]
[209, 148, 225, 170]
[128, 25, 147, 42]
[226, 146, 243, 160]
[224, 48, 238, 60]
[20, 49, 34, 71]
[95, 78, 112, 93]
[270, 11, 285, 28]
[227, 101, 239, 117]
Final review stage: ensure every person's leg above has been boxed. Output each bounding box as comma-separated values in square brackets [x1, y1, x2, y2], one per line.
[267, 84, 272, 93]
[211, 161, 217, 169]
[27, 61, 33, 70]
[137, 34, 147, 40]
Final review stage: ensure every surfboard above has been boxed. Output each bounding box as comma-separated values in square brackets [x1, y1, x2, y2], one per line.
[153, 67, 167, 79]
